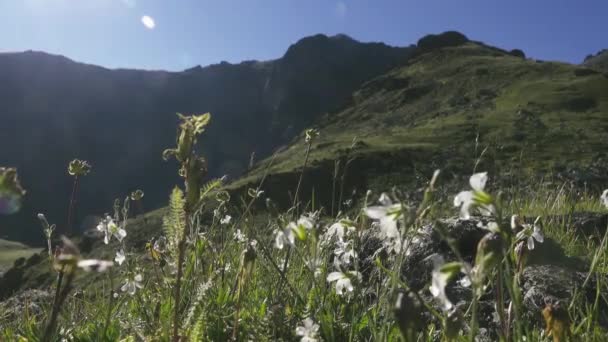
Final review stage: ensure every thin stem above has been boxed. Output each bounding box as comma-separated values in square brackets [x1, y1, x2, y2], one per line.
[102, 267, 115, 338]
[42, 269, 75, 342]
[172, 222, 188, 342]
[331, 160, 340, 217]
[293, 141, 312, 218]
[496, 265, 507, 340]
[66, 176, 80, 236]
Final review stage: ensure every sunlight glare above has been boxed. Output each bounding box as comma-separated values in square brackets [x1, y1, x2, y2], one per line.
[141, 15, 156, 29]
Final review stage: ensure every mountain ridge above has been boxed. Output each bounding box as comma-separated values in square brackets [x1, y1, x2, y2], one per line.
[0, 33, 413, 244]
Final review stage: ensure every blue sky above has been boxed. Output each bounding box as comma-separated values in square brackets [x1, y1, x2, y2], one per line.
[0, 0, 606, 71]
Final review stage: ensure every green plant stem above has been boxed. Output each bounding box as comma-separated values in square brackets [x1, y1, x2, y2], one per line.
[42, 268, 75, 342]
[102, 268, 115, 338]
[293, 141, 312, 218]
[331, 160, 340, 216]
[496, 265, 507, 341]
[172, 227, 188, 342]
[66, 176, 80, 236]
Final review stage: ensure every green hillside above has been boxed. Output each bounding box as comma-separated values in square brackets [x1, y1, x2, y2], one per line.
[232, 41, 608, 202]
[0, 239, 40, 273]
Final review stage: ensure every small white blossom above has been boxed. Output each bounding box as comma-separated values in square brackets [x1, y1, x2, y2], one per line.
[327, 271, 361, 296]
[333, 240, 357, 268]
[324, 220, 355, 243]
[121, 274, 143, 295]
[220, 215, 232, 225]
[96, 216, 126, 244]
[516, 217, 544, 250]
[601, 189, 608, 209]
[430, 269, 453, 310]
[274, 225, 295, 249]
[115, 249, 126, 265]
[296, 317, 320, 342]
[364, 193, 403, 253]
[77, 259, 113, 273]
[454, 172, 496, 219]
[297, 216, 315, 230]
[428, 255, 466, 311]
[233, 229, 246, 243]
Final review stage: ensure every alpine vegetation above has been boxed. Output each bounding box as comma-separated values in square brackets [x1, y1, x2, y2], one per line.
[1, 113, 608, 342]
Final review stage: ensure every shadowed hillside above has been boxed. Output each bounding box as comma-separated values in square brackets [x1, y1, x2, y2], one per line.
[0, 34, 413, 243]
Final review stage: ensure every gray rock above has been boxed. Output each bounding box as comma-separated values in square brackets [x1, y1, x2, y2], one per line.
[359, 215, 607, 336]
[521, 265, 608, 327]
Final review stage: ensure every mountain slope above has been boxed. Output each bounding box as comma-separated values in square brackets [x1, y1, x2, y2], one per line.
[0, 35, 413, 243]
[583, 49, 608, 72]
[231, 39, 608, 208]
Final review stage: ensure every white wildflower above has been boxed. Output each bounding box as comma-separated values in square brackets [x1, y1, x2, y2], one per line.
[601, 189, 608, 209]
[121, 274, 143, 295]
[333, 240, 357, 268]
[428, 255, 464, 311]
[516, 216, 544, 250]
[77, 259, 113, 273]
[274, 219, 309, 249]
[297, 215, 315, 230]
[274, 225, 295, 249]
[326, 271, 361, 296]
[324, 220, 355, 243]
[115, 249, 126, 265]
[296, 317, 320, 342]
[233, 229, 246, 243]
[454, 172, 496, 219]
[96, 216, 126, 244]
[220, 215, 232, 225]
[364, 193, 403, 252]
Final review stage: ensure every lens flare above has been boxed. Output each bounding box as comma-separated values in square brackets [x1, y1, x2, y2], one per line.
[0, 168, 25, 215]
[141, 15, 156, 29]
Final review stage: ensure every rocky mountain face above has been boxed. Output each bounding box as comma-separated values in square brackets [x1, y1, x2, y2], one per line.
[583, 49, 608, 72]
[0, 34, 413, 243]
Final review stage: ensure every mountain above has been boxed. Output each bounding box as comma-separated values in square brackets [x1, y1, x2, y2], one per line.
[0, 34, 414, 244]
[231, 33, 608, 209]
[583, 49, 608, 72]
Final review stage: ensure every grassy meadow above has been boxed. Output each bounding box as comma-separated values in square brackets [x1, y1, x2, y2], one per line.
[0, 111, 607, 342]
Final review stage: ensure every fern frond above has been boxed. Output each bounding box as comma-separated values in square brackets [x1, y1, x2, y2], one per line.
[163, 186, 185, 257]
[199, 178, 223, 200]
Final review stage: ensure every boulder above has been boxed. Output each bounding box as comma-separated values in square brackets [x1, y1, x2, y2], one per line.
[509, 49, 526, 58]
[417, 31, 469, 51]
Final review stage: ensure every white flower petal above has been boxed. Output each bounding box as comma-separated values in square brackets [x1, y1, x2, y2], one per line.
[115, 250, 126, 265]
[527, 237, 535, 250]
[601, 189, 608, 208]
[364, 206, 388, 220]
[326, 272, 344, 282]
[454, 191, 473, 207]
[297, 216, 314, 230]
[469, 172, 488, 192]
[532, 226, 544, 243]
[274, 231, 285, 249]
[378, 193, 392, 206]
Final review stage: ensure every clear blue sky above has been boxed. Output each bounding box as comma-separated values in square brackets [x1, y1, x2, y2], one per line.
[0, 0, 606, 71]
